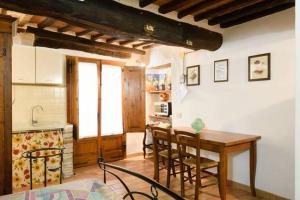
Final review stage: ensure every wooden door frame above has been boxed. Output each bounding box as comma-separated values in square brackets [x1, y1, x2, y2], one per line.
[77, 58, 125, 152]
[72, 57, 102, 166]
[76, 57, 101, 143]
[68, 57, 126, 165]
[101, 59, 126, 160]
[100, 59, 125, 135]
[0, 15, 16, 195]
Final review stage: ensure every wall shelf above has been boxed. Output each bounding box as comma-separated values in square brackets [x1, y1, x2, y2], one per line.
[149, 115, 171, 120]
[147, 63, 171, 70]
[12, 83, 65, 87]
[147, 90, 171, 94]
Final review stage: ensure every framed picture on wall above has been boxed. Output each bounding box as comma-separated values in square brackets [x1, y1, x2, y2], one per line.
[214, 59, 229, 82]
[248, 53, 271, 81]
[186, 65, 200, 86]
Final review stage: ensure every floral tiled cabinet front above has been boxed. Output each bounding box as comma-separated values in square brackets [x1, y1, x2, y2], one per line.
[12, 130, 64, 191]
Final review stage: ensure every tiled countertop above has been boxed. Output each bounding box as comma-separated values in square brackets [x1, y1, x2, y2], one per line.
[12, 122, 67, 133]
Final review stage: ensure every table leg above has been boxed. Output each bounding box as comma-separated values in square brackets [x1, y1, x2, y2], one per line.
[250, 141, 257, 196]
[153, 144, 159, 182]
[219, 149, 228, 200]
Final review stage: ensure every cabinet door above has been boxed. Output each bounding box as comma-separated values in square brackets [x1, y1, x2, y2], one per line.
[12, 45, 35, 83]
[36, 47, 65, 85]
[123, 67, 145, 132]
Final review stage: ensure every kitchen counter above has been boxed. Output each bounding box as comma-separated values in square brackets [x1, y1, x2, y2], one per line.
[12, 122, 67, 133]
[12, 123, 74, 190]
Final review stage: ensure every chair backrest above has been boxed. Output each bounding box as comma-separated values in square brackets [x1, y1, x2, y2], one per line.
[174, 129, 201, 161]
[151, 126, 172, 153]
[152, 126, 171, 142]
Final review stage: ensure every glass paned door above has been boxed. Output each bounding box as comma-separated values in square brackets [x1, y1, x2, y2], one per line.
[101, 65, 123, 136]
[78, 62, 99, 139]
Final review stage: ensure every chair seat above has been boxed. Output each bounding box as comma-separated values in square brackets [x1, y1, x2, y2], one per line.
[159, 149, 179, 159]
[183, 157, 218, 169]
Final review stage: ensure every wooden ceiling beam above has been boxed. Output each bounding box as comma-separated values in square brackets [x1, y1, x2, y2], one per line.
[139, 0, 156, 8]
[18, 14, 33, 27]
[0, 8, 7, 15]
[75, 29, 92, 37]
[57, 24, 73, 33]
[178, 0, 233, 19]
[143, 44, 156, 49]
[0, 0, 222, 51]
[132, 41, 151, 48]
[25, 27, 146, 55]
[119, 39, 135, 46]
[106, 37, 118, 43]
[91, 33, 104, 41]
[220, 2, 295, 28]
[209, 0, 294, 26]
[158, 0, 204, 14]
[194, 0, 265, 22]
[35, 37, 131, 59]
[37, 17, 56, 29]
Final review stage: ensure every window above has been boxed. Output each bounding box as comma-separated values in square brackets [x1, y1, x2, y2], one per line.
[78, 62, 98, 139]
[101, 65, 123, 136]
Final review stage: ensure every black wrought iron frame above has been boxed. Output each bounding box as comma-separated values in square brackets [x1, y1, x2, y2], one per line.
[22, 147, 64, 190]
[98, 157, 184, 200]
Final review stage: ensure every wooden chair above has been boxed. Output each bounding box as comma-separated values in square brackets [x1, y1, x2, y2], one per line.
[143, 125, 167, 159]
[152, 126, 179, 188]
[143, 125, 153, 158]
[174, 130, 220, 200]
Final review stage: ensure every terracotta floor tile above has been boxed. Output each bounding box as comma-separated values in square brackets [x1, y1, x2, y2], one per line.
[64, 155, 268, 200]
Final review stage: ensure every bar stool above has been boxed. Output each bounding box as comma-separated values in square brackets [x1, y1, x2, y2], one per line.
[22, 147, 64, 189]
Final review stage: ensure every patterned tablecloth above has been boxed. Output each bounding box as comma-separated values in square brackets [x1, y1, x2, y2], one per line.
[0, 179, 120, 200]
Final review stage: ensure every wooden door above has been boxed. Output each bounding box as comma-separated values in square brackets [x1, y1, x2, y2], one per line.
[123, 66, 145, 132]
[0, 15, 14, 195]
[101, 134, 126, 162]
[67, 57, 101, 168]
[100, 61, 125, 162]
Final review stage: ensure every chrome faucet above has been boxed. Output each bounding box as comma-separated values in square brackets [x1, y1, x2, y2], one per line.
[32, 105, 44, 126]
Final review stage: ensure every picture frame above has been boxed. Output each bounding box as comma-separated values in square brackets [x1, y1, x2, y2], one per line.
[248, 53, 271, 81]
[186, 65, 200, 86]
[214, 59, 229, 82]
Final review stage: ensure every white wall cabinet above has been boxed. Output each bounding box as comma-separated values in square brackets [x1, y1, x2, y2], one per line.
[12, 45, 36, 83]
[36, 47, 65, 85]
[12, 45, 65, 85]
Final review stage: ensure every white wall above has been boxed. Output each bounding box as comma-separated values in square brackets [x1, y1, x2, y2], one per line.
[148, 8, 295, 199]
[12, 86, 67, 128]
[295, 1, 300, 199]
[126, 132, 144, 155]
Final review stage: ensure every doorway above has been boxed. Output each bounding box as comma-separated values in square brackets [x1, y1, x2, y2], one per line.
[72, 58, 101, 167]
[67, 58, 128, 167]
[101, 62, 125, 161]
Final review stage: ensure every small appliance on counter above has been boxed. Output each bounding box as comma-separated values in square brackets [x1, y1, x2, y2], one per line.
[153, 101, 172, 116]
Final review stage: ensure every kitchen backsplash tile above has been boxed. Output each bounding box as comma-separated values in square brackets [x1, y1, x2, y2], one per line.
[12, 85, 67, 126]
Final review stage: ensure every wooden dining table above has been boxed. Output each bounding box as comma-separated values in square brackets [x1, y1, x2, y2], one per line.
[152, 126, 261, 200]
